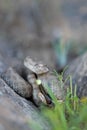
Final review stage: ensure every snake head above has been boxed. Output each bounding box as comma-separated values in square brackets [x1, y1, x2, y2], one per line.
[24, 56, 63, 108]
[24, 56, 49, 74]
[24, 56, 55, 107]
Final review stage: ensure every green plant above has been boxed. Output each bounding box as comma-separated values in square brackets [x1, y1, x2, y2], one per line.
[29, 69, 87, 130]
[41, 71, 79, 130]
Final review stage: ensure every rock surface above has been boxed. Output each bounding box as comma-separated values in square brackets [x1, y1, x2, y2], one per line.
[0, 77, 51, 130]
[0, 58, 51, 130]
[64, 52, 87, 98]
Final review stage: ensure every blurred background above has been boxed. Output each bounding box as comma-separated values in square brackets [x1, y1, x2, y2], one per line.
[0, 0, 87, 71]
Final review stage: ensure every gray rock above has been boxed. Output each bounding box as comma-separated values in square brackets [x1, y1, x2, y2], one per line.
[64, 52, 87, 98]
[0, 54, 9, 75]
[0, 77, 51, 130]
